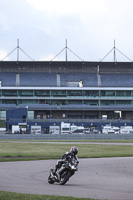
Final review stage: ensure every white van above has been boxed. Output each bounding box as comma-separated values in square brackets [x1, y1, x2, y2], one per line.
[102, 125, 119, 134]
[120, 126, 133, 134]
[61, 122, 71, 134]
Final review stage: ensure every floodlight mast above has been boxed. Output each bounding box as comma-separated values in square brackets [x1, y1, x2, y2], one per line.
[17, 38, 19, 62]
[50, 39, 84, 62]
[1, 39, 34, 62]
[114, 39, 116, 62]
[66, 39, 67, 62]
[100, 40, 132, 62]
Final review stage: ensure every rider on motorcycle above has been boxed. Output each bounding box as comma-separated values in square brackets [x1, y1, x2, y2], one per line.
[53, 146, 79, 180]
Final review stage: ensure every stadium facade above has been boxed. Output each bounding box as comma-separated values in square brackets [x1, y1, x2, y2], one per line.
[0, 60, 133, 133]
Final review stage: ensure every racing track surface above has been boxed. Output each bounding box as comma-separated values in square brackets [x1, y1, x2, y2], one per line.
[0, 158, 133, 200]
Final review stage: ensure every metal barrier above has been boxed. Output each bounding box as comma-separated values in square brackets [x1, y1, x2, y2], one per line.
[0, 133, 133, 140]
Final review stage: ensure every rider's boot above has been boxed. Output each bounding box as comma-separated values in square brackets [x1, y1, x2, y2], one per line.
[52, 167, 57, 175]
[55, 172, 60, 182]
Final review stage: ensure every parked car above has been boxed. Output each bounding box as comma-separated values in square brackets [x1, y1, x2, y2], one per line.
[72, 129, 85, 134]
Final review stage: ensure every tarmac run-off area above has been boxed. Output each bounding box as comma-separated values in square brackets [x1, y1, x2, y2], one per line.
[0, 157, 133, 200]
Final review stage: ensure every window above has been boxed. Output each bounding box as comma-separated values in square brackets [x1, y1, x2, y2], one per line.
[84, 100, 98, 105]
[101, 100, 115, 105]
[35, 90, 50, 96]
[19, 90, 33, 96]
[101, 90, 115, 97]
[67, 100, 82, 104]
[51, 90, 66, 97]
[2, 99, 17, 104]
[67, 90, 82, 96]
[116, 100, 131, 105]
[2, 90, 17, 96]
[84, 90, 99, 97]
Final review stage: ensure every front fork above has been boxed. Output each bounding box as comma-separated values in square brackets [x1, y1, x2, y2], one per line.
[49, 168, 60, 182]
[56, 166, 66, 182]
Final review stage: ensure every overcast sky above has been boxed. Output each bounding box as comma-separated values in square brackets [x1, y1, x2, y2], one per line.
[0, 0, 133, 62]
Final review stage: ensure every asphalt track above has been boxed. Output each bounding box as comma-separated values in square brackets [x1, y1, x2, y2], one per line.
[1, 141, 133, 145]
[0, 158, 133, 200]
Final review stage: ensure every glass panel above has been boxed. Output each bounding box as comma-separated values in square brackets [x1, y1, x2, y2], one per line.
[51, 90, 66, 97]
[101, 90, 115, 97]
[67, 90, 82, 96]
[21, 100, 34, 104]
[51, 100, 66, 105]
[18, 100, 38, 104]
[126, 91, 131, 96]
[116, 100, 131, 104]
[116, 91, 131, 97]
[28, 111, 34, 119]
[2, 99, 17, 104]
[83, 90, 99, 97]
[35, 90, 50, 96]
[19, 90, 33, 96]
[2, 90, 17, 96]
[45, 100, 51, 105]
[67, 100, 82, 104]
[84, 100, 98, 105]
[0, 111, 6, 119]
[116, 91, 125, 96]
[101, 100, 115, 105]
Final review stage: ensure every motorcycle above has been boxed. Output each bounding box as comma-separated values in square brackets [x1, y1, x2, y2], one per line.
[48, 159, 79, 185]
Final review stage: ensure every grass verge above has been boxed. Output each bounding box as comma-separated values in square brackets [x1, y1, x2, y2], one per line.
[0, 191, 101, 200]
[0, 142, 133, 161]
[1, 139, 133, 143]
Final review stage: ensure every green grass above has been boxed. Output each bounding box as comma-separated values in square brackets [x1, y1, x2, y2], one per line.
[0, 191, 99, 200]
[1, 139, 133, 143]
[0, 142, 133, 161]
[0, 143, 131, 200]
[0, 120, 6, 128]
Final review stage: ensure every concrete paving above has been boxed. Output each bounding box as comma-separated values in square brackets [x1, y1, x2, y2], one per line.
[0, 158, 133, 200]
[1, 140, 133, 145]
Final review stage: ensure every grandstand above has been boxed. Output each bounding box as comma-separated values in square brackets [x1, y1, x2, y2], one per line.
[0, 60, 133, 132]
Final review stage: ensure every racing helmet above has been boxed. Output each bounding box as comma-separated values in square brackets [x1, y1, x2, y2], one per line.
[70, 146, 78, 155]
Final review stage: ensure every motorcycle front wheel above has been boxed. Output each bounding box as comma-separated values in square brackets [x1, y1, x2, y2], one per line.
[59, 170, 71, 185]
[48, 175, 55, 184]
